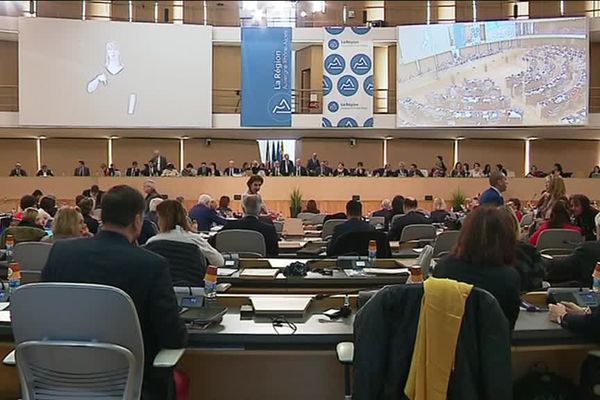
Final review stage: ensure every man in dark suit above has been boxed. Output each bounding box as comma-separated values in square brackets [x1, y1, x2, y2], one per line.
[328, 200, 374, 254]
[36, 165, 54, 177]
[9, 162, 27, 177]
[318, 161, 333, 177]
[189, 194, 227, 231]
[82, 185, 104, 210]
[306, 153, 320, 176]
[479, 171, 507, 206]
[353, 162, 368, 177]
[74, 160, 91, 176]
[372, 199, 392, 225]
[150, 150, 167, 175]
[41, 185, 187, 400]
[220, 195, 279, 256]
[294, 159, 307, 176]
[223, 160, 241, 177]
[270, 161, 283, 177]
[126, 161, 142, 177]
[388, 197, 431, 241]
[280, 154, 295, 176]
[197, 162, 212, 176]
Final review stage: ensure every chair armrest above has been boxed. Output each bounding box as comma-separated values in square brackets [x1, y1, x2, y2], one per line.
[3, 350, 15, 366]
[589, 350, 600, 359]
[336, 342, 354, 365]
[153, 349, 185, 368]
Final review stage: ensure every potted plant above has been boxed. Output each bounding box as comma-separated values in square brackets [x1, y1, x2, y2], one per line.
[450, 188, 466, 212]
[289, 188, 302, 218]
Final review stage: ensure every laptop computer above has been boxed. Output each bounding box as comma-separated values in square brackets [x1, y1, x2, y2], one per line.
[250, 296, 313, 317]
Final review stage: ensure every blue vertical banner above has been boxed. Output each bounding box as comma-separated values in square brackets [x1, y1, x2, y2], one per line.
[323, 27, 373, 128]
[241, 27, 292, 127]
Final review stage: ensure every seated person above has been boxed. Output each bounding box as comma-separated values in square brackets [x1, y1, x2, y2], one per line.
[78, 198, 100, 235]
[570, 194, 598, 241]
[332, 162, 349, 177]
[352, 162, 368, 177]
[220, 195, 279, 256]
[161, 163, 180, 177]
[180, 163, 197, 177]
[529, 200, 582, 246]
[408, 163, 425, 177]
[430, 198, 449, 223]
[43, 206, 90, 243]
[217, 196, 233, 218]
[302, 200, 320, 214]
[41, 185, 187, 399]
[372, 199, 392, 227]
[327, 200, 374, 256]
[589, 165, 600, 179]
[1, 208, 48, 248]
[188, 194, 227, 232]
[433, 206, 521, 329]
[146, 200, 224, 267]
[14, 195, 37, 220]
[388, 197, 431, 241]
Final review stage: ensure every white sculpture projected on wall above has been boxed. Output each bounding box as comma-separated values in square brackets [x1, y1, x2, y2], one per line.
[86, 41, 136, 115]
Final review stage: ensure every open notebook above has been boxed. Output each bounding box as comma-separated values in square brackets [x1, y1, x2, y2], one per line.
[250, 296, 313, 317]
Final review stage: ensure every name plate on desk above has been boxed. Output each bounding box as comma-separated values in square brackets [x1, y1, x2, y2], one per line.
[240, 269, 279, 279]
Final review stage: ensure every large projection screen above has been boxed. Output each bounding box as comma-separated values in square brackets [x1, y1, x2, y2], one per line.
[396, 18, 588, 127]
[19, 18, 212, 128]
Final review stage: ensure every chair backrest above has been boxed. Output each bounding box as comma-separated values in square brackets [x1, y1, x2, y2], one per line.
[215, 229, 266, 257]
[0, 226, 46, 248]
[312, 214, 326, 225]
[273, 221, 284, 234]
[520, 213, 534, 227]
[322, 219, 347, 240]
[536, 229, 584, 255]
[297, 213, 317, 223]
[432, 230, 460, 258]
[328, 230, 392, 258]
[11, 283, 144, 400]
[143, 240, 207, 287]
[368, 216, 385, 229]
[13, 242, 53, 272]
[413, 244, 434, 277]
[390, 214, 405, 227]
[400, 224, 436, 242]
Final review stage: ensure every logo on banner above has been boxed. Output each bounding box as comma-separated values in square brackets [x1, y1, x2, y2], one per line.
[324, 54, 345, 75]
[328, 39, 340, 50]
[326, 27, 345, 35]
[327, 101, 339, 113]
[363, 75, 374, 96]
[337, 75, 359, 97]
[267, 94, 291, 122]
[323, 76, 333, 96]
[351, 27, 371, 35]
[322, 117, 333, 127]
[337, 117, 358, 127]
[364, 117, 374, 127]
[350, 54, 372, 75]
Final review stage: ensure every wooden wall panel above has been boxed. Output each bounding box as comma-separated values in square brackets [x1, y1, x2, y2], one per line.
[0, 40, 18, 111]
[36, 1, 82, 19]
[41, 139, 108, 177]
[296, 138, 383, 170]
[385, 1, 427, 26]
[387, 139, 453, 171]
[0, 139, 37, 177]
[213, 46, 241, 113]
[529, 0, 561, 18]
[530, 140, 600, 178]
[112, 139, 179, 171]
[459, 139, 525, 176]
[184, 139, 260, 170]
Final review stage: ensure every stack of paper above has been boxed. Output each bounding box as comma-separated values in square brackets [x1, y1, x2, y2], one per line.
[240, 269, 279, 279]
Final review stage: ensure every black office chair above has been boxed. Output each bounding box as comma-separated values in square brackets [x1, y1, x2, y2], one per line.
[144, 240, 208, 287]
[327, 231, 392, 258]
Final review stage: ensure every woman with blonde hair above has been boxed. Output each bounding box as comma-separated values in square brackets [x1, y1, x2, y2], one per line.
[146, 199, 223, 267]
[430, 198, 449, 223]
[537, 174, 567, 220]
[43, 206, 89, 243]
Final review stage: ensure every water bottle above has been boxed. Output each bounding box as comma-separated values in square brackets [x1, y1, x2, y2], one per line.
[367, 240, 377, 267]
[7, 262, 21, 295]
[204, 265, 218, 303]
[5, 234, 14, 262]
[592, 262, 600, 292]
